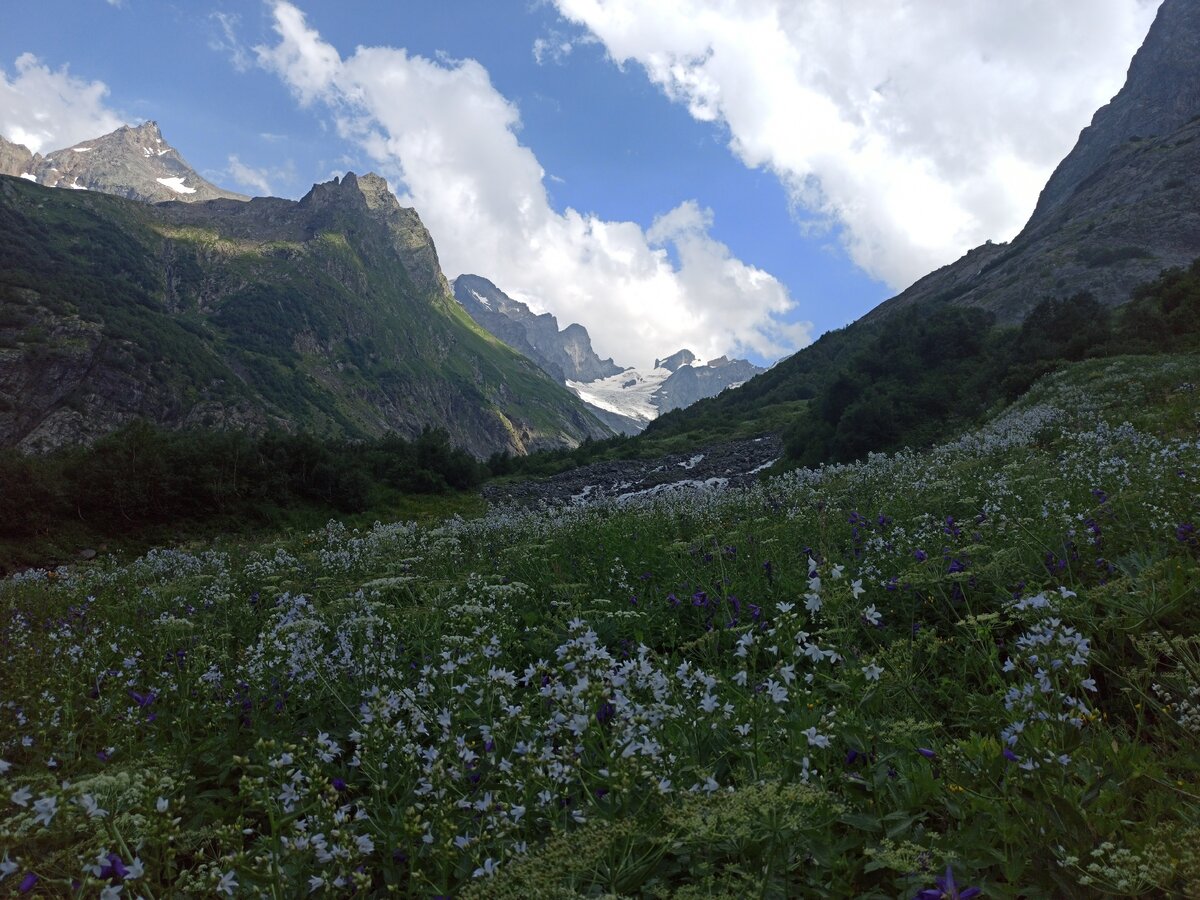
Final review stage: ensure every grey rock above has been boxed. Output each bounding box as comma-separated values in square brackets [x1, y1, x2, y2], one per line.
[0, 135, 35, 178]
[652, 357, 763, 414]
[454, 274, 623, 383]
[483, 434, 782, 507]
[654, 349, 697, 372]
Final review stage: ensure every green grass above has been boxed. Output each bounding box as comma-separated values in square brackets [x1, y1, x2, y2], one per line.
[2, 353, 1199, 897]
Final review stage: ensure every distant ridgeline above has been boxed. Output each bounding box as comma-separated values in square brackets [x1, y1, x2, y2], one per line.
[453, 274, 765, 435]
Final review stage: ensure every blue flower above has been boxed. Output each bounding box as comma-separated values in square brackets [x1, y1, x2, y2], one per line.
[915, 866, 981, 899]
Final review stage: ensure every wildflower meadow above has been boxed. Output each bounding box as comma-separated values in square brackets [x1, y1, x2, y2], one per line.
[3, 353, 1199, 897]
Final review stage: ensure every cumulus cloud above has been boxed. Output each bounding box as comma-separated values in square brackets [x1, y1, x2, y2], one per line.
[255, 1, 805, 368]
[0, 53, 124, 154]
[550, 0, 1161, 289]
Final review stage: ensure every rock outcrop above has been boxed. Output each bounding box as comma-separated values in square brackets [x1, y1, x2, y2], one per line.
[0, 135, 34, 179]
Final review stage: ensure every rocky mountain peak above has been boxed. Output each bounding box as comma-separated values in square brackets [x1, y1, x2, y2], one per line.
[0, 121, 246, 203]
[867, 0, 1200, 326]
[299, 172, 449, 298]
[1027, 0, 1200, 230]
[354, 172, 401, 212]
[655, 349, 697, 372]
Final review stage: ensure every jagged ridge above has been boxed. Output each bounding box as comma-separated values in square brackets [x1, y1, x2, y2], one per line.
[0, 171, 609, 457]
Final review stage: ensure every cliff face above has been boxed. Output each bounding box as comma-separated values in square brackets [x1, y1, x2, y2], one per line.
[1027, 0, 1200, 231]
[869, 0, 1200, 324]
[0, 136, 34, 178]
[0, 173, 610, 457]
[454, 274, 623, 383]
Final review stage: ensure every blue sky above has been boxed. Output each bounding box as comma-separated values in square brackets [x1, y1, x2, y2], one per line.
[0, 1, 1160, 368]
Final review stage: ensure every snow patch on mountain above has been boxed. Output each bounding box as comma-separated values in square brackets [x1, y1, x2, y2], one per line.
[156, 176, 196, 195]
[566, 363, 675, 426]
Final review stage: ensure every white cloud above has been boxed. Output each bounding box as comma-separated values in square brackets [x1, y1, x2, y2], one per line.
[550, 0, 1162, 289]
[209, 12, 252, 73]
[532, 30, 596, 66]
[256, 2, 806, 368]
[0, 53, 124, 154]
[226, 155, 273, 195]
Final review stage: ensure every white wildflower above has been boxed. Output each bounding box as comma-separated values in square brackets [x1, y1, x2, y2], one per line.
[33, 794, 57, 826]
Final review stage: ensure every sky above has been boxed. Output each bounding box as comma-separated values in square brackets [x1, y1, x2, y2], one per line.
[0, 0, 1163, 370]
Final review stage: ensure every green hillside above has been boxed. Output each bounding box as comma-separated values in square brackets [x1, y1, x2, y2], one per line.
[2, 350, 1198, 896]
[627, 257, 1200, 468]
[0, 173, 609, 458]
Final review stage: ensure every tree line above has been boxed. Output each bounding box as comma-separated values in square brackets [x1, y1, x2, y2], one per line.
[0, 425, 487, 542]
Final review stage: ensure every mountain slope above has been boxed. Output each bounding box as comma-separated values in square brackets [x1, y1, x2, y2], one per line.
[0, 172, 608, 456]
[453, 274, 621, 383]
[0, 122, 246, 203]
[647, 0, 1200, 448]
[1027, 0, 1200, 231]
[867, 0, 1200, 324]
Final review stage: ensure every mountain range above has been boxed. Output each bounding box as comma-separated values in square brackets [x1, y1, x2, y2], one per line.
[1, 0, 1197, 464]
[453, 274, 764, 434]
[0, 121, 766, 453]
[0, 167, 609, 456]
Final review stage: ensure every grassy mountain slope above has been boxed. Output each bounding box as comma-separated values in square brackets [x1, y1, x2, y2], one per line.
[0, 173, 610, 457]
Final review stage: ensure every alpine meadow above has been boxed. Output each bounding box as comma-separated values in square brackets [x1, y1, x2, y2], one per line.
[1, 1, 1199, 898]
